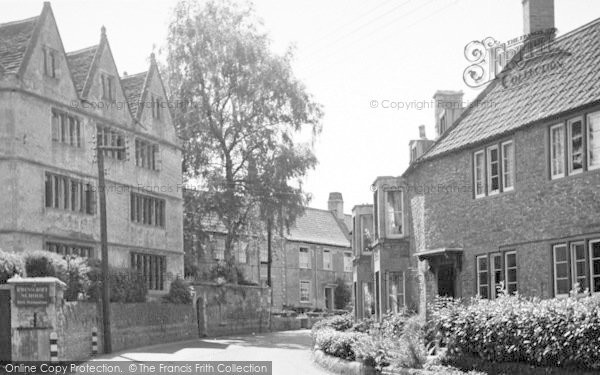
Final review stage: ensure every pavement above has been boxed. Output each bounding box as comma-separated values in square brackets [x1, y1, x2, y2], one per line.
[85, 330, 332, 375]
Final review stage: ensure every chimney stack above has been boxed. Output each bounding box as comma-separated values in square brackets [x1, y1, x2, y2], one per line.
[433, 90, 464, 139]
[523, 0, 555, 35]
[328, 192, 344, 220]
[418, 125, 426, 139]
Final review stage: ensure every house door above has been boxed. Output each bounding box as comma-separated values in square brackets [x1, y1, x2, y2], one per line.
[0, 289, 11, 361]
[324, 287, 334, 310]
[437, 265, 456, 298]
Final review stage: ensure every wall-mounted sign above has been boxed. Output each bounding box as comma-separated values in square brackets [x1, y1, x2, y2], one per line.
[15, 284, 50, 307]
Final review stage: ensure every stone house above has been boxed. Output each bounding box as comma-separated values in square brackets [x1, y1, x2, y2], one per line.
[354, 0, 600, 319]
[0, 3, 184, 294]
[192, 192, 353, 312]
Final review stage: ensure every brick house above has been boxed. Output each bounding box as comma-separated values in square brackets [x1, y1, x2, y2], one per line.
[0, 3, 184, 294]
[192, 192, 353, 312]
[355, 0, 600, 318]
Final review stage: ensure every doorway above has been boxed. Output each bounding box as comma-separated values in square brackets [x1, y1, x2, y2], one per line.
[324, 287, 334, 310]
[0, 289, 11, 361]
[437, 265, 456, 298]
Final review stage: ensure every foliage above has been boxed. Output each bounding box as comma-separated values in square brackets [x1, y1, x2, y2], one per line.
[333, 278, 352, 310]
[64, 256, 91, 301]
[428, 293, 600, 370]
[167, 0, 322, 277]
[0, 249, 24, 284]
[313, 328, 365, 361]
[23, 250, 68, 280]
[311, 312, 354, 332]
[87, 260, 147, 303]
[162, 278, 192, 304]
[207, 261, 250, 285]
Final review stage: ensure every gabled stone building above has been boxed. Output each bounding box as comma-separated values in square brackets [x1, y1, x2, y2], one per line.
[0, 2, 183, 294]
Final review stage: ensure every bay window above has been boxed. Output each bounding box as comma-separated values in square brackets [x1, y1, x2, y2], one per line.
[387, 272, 405, 314]
[384, 190, 403, 237]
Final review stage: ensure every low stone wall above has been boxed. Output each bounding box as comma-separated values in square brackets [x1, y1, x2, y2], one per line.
[57, 302, 101, 361]
[192, 282, 270, 337]
[110, 303, 197, 352]
[270, 315, 321, 331]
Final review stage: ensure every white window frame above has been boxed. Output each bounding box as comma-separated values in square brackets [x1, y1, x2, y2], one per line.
[553, 244, 570, 297]
[501, 141, 515, 191]
[474, 150, 486, 198]
[299, 280, 310, 303]
[550, 123, 566, 179]
[476, 255, 489, 298]
[323, 249, 332, 270]
[360, 214, 373, 253]
[299, 247, 310, 269]
[570, 242, 587, 293]
[567, 117, 584, 175]
[490, 253, 503, 299]
[487, 145, 500, 195]
[504, 251, 517, 295]
[387, 272, 405, 314]
[587, 112, 600, 171]
[384, 189, 404, 238]
[343, 252, 353, 272]
[590, 240, 600, 294]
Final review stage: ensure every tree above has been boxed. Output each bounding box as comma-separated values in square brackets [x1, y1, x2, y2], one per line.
[166, 0, 322, 282]
[334, 278, 352, 310]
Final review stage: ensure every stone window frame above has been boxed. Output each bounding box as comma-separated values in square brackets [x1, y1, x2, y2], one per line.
[44, 172, 96, 215]
[552, 238, 600, 297]
[130, 252, 166, 291]
[135, 138, 160, 171]
[386, 271, 405, 314]
[299, 280, 311, 303]
[322, 248, 332, 270]
[130, 192, 166, 228]
[383, 189, 404, 238]
[100, 72, 116, 102]
[472, 138, 515, 199]
[548, 110, 600, 180]
[45, 241, 93, 258]
[51, 109, 82, 148]
[476, 250, 518, 299]
[299, 247, 310, 269]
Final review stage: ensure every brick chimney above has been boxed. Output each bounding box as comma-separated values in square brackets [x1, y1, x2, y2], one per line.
[433, 90, 464, 139]
[418, 125, 427, 139]
[410, 125, 435, 163]
[328, 192, 344, 220]
[523, 0, 555, 35]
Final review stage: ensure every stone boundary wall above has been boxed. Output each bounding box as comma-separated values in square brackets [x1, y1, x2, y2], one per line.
[192, 282, 270, 337]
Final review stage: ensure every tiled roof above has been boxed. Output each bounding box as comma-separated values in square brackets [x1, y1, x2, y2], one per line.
[66, 46, 98, 94]
[0, 16, 38, 74]
[122, 71, 147, 116]
[421, 19, 600, 161]
[286, 208, 351, 248]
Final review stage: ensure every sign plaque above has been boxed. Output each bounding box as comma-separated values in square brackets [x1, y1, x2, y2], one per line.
[15, 284, 50, 307]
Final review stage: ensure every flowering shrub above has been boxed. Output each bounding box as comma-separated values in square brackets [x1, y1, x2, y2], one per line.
[311, 312, 354, 332]
[313, 328, 365, 361]
[428, 294, 600, 370]
[0, 249, 24, 283]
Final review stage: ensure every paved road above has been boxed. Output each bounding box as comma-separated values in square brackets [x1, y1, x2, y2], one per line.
[89, 330, 332, 375]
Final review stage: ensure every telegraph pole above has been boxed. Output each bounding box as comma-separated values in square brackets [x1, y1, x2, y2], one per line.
[95, 142, 127, 354]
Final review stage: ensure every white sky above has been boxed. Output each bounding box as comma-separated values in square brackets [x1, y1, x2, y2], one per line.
[3, 0, 600, 212]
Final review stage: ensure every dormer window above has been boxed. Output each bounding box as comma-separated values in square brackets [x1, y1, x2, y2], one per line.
[101, 73, 115, 101]
[384, 189, 403, 237]
[43, 47, 57, 78]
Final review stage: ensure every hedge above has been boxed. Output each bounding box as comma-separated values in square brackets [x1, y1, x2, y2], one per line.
[428, 294, 600, 370]
[0, 249, 24, 283]
[313, 328, 365, 361]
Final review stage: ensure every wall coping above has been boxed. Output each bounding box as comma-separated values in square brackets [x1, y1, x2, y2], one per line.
[7, 276, 67, 288]
[191, 281, 270, 290]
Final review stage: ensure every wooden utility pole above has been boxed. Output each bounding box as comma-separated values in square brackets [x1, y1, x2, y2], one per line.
[95, 142, 127, 354]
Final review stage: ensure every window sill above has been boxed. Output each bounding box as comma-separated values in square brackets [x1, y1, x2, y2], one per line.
[135, 166, 160, 172]
[549, 167, 600, 183]
[474, 188, 516, 200]
[131, 221, 166, 230]
[45, 207, 94, 216]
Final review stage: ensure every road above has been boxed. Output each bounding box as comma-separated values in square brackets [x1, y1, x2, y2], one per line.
[87, 330, 332, 375]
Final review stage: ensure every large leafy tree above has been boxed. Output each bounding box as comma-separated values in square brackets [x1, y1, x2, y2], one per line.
[166, 0, 322, 281]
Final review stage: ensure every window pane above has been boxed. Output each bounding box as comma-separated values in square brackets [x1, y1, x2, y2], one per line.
[554, 245, 567, 262]
[551, 125, 565, 177]
[474, 152, 485, 196]
[385, 190, 403, 236]
[488, 147, 499, 193]
[556, 263, 568, 278]
[569, 119, 583, 172]
[557, 279, 570, 294]
[592, 242, 600, 258]
[507, 269, 517, 283]
[506, 253, 516, 268]
[502, 142, 514, 189]
[589, 112, 600, 169]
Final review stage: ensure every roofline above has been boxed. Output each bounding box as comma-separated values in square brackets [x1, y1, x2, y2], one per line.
[283, 238, 351, 249]
[66, 45, 99, 56]
[122, 71, 147, 80]
[408, 16, 600, 172]
[0, 15, 39, 28]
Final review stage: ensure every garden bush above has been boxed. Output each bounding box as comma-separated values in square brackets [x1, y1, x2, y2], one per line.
[64, 256, 90, 301]
[23, 250, 68, 280]
[313, 328, 365, 361]
[311, 312, 354, 332]
[428, 293, 600, 370]
[0, 249, 24, 283]
[162, 278, 192, 304]
[87, 260, 147, 303]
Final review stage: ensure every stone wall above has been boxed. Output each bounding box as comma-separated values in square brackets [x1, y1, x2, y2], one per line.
[57, 302, 101, 361]
[406, 113, 600, 301]
[193, 282, 270, 337]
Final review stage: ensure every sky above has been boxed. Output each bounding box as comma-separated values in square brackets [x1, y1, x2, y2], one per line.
[2, 0, 600, 213]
